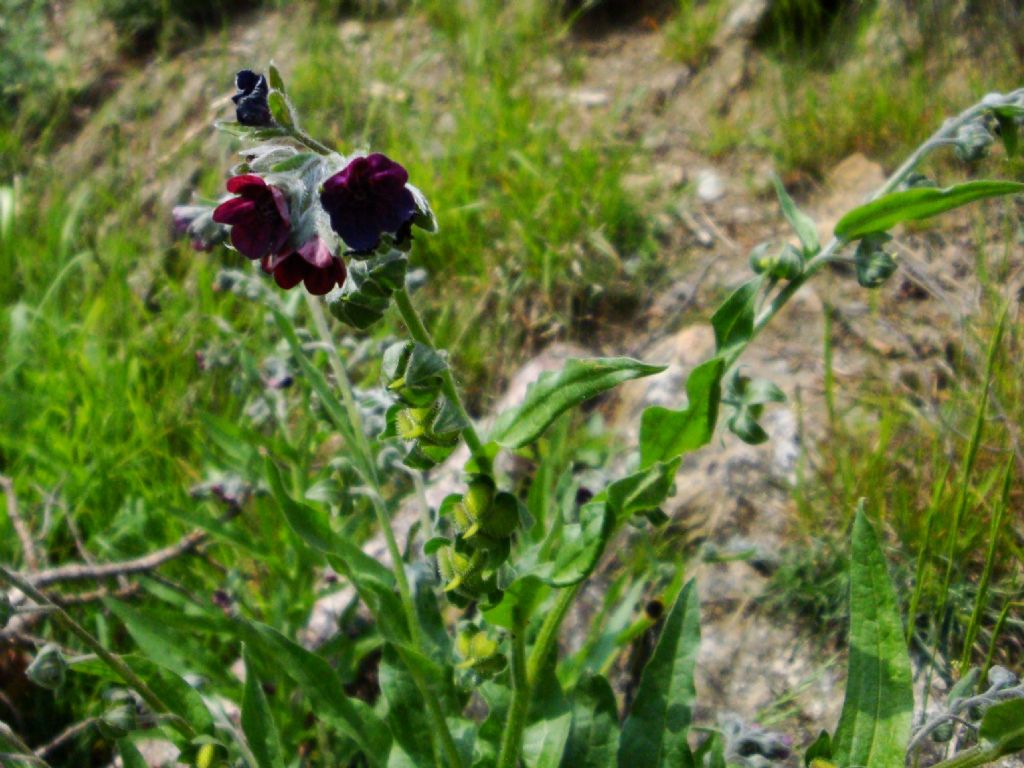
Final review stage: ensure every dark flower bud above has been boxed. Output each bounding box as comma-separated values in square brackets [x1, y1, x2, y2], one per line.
[212, 175, 292, 261]
[0, 592, 11, 629]
[954, 120, 994, 162]
[261, 236, 347, 295]
[26, 644, 66, 690]
[930, 722, 954, 743]
[854, 233, 897, 288]
[232, 70, 272, 127]
[320, 154, 421, 253]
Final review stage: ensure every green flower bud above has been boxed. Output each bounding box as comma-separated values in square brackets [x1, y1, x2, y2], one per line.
[26, 643, 66, 690]
[97, 703, 138, 739]
[749, 243, 803, 280]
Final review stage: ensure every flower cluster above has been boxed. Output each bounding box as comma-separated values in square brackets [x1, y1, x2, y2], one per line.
[172, 69, 435, 303]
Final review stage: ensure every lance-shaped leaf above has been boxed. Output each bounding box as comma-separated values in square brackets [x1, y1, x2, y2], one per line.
[532, 500, 613, 587]
[618, 579, 700, 767]
[711, 278, 760, 357]
[639, 357, 724, 468]
[242, 647, 285, 768]
[832, 506, 913, 768]
[601, 459, 681, 523]
[490, 358, 665, 449]
[244, 621, 392, 766]
[834, 181, 1024, 241]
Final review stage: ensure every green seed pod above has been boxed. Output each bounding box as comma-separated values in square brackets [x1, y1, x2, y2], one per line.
[396, 408, 431, 441]
[477, 492, 520, 539]
[26, 643, 66, 691]
[97, 703, 138, 739]
[451, 499, 474, 534]
[463, 476, 495, 522]
[930, 722, 954, 743]
[854, 233, 897, 288]
[437, 546, 483, 592]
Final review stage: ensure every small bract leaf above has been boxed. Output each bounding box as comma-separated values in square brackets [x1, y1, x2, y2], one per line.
[772, 173, 820, 256]
[835, 181, 1024, 241]
[267, 91, 294, 128]
[267, 63, 286, 93]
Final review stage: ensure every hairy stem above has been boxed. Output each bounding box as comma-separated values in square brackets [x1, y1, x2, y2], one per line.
[304, 295, 463, 768]
[526, 584, 581, 685]
[496, 607, 531, 768]
[393, 288, 491, 474]
[0, 567, 195, 741]
[932, 744, 1007, 768]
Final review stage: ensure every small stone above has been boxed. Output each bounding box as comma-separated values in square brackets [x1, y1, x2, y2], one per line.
[567, 88, 610, 108]
[696, 169, 725, 202]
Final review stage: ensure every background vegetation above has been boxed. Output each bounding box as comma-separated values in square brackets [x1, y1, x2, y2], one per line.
[1, 0, 1021, 763]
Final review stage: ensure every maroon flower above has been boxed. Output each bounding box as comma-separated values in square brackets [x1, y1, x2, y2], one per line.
[262, 237, 347, 296]
[212, 175, 291, 261]
[319, 153, 418, 252]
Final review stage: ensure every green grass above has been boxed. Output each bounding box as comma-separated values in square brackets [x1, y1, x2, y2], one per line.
[662, 0, 726, 70]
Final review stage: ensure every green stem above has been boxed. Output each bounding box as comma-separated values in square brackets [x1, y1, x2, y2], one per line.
[932, 744, 1006, 768]
[744, 88, 1024, 359]
[392, 288, 491, 474]
[304, 295, 463, 768]
[496, 607, 531, 768]
[285, 125, 334, 156]
[0, 567, 195, 741]
[525, 584, 580, 685]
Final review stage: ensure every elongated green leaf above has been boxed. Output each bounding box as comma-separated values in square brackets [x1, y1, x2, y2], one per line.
[712, 278, 760, 356]
[490, 358, 666, 448]
[639, 357, 724, 468]
[772, 174, 820, 255]
[523, 709, 573, 768]
[267, 63, 287, 93]
[979, 699, 1024, 755]
[834, 181, 1024, 241]
[266, 466, 407, 641]
[619, 579, 700, 768]
[242, 647, 285, 768]
[244, 620, 391, 766]
[832, 507, 913, 768]
[560, 675, 620, 768]
[117, 740, 148, 768]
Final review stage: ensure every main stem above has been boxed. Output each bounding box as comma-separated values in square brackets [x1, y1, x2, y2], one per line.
[304, 295, 463, 768]
[496, 607, 531, 768]
[525, 584, 580, 685]
[392, 289, 492, 474]
[0, 567, 195, 741]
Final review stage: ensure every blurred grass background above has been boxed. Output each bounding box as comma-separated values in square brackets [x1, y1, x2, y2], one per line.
[1, 0, 1022, 761]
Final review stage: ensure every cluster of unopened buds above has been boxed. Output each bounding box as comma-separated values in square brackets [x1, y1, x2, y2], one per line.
[172, 68, 435, 307]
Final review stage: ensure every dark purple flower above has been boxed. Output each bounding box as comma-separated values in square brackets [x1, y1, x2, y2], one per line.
[319, 153, 418, 252]
[232, 70, 271, 127]
[212, 175, 291, 261]
[261, 237, 347, 296]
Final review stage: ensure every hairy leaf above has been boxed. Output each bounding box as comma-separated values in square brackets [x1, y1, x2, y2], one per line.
[117, 740, 148, 768]
[639, 357, 724, 468]
[834, 181, 1024, 241]
[561, 674, 620, 768]
[602, 459, 681, 523]
[490, 358, 665, 448]
[533, 500, 613, 587]
[711, 278, 760, 356]
[979, 699, 1024, 755]
[832, 507, 913, 768]
[619, 579, 700, 767]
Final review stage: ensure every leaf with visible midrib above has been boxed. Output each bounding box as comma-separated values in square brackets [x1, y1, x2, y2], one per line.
[490, 357, 665, 449]
[832, 507, 913, 768]
[834, 181, 1024, 241]
[618, 579, 700, 768]
[979, 699, 1024, 756]
[560, 675, 619, 768]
